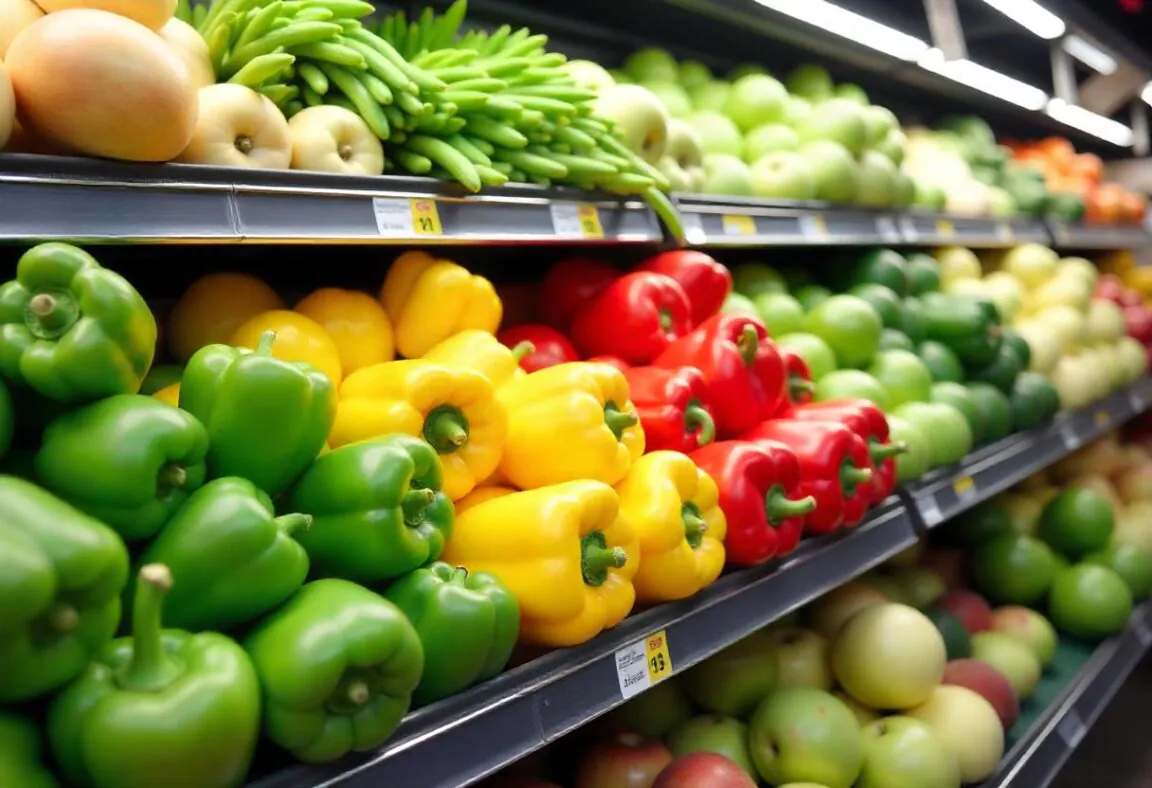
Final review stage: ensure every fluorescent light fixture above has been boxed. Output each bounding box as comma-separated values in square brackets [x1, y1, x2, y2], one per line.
[1047, 98, 1134, 146]
[918, 48, 1049, 110]
[1062, 34, 1118, 75]
[1142, 81, 1152, 106]
[976, 0, 1065, 39]
[753, 0, 929, 61]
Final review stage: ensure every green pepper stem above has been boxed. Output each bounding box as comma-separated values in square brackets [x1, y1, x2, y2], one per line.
[659, 309, 674, 332]
[120, 564, 182, 693]
[841, 463, 873, 493]
[275, 513, 312, 536]
[765, 484, 817, 525]
[26, 292, 80, 339]
[47, 603, 79, 633]
[157, 463, 187, 491]
[510, 341, 534, 362]
[870, 440, 907, 462]
[423, 406, 470, 454]
[604, 401, 639, 440]
[345, 680, 371, 705]
[790, 377, 816, 398]
[685, 403, 715, 447]
[682, 504, 707, 549]
[581, 531, 627, 587]
[451, 566, 469, 583]
[402, 488, 437, 527]
[255, 330, 276, 356]
[737, 326, 759, 366]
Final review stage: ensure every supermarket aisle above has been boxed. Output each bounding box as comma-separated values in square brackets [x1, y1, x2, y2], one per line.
[1052, 658, 1152, 788]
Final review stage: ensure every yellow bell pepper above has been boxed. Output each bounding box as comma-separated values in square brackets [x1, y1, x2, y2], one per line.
[229, 310, 344, 387]
[169, 272, 284, 362]
[380, 251, 502, 358]
[295, 287, 395, 374]
[331, 360, 506, 501]
[441, 480, 639, 647]
[616, 451, 727, 603]
[423, 330, 531, 388]
[497, 362, 644, 489]
[153, 383, 181, 407]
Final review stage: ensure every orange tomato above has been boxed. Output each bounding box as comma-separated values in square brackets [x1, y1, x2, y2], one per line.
[1119, 191, 1148, 224]
[169, 272, 285, 362]
[229, 309, 343, 386]
[295, 287, 394, 375]
[1068, 153, 1103, 184]
[1088, 185, 1125, 224]
[1037, 137, 1076, 172]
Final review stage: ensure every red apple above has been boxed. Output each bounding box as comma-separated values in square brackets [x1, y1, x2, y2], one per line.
[1125, 306, 1152, 344]
[937, 590, 993, 634]
[1120, 289, 1144, 309]
[1094, 274, 1125, 304]
[918, 546, 970, 591]
[576, 733, 674, 788]
[941, 658, 1020, 731]
[652, 754, 758, 788]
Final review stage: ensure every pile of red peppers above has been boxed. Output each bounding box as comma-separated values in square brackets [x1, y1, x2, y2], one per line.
[497, 249, 906, 569]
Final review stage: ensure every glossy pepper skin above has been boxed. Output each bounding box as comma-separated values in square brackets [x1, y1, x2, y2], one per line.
[443, 481, 639, 647]
[243, 579, 424, 763]
[540, 257, 619, 329]
[742, 419, 874, 533]
[497, 324, 580, 372]
[623, 366, 716, 452]
[331, 360, 506, 501]
[496, 362, 644, 489]
[690, 441, 816, 565]
[779, 347, 815, 411]
[0, 243, 156, 402]
[179, 330, 335, 498]
[0, 712, 58, 788]
[569, 272, 693, 365]
[0, 476, 128, 703]
[48, 565, 261, 788]
[423, 329, 532, 388]
[285, 435, 454, 584]
[384, 562, 519, 705]
[35, 394, 208, 541]
[654, 313, 786, 437]
[616, 451, 727, 602]
[135, 478, 311, 632]
[380, 251, 501, 358]
[636, 250, 732, 326]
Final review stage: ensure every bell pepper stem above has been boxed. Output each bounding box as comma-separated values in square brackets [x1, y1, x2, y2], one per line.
[120, 564, 183, 693]
[345, 680, 371, 705]
[659, 309, 673, 332]
[870, 440, 908, 462]
[840, 463, 874, 493]
[510, 341, 535, 362]
[604, 401, 639, 440]
[27, 292, 80, 339]
[790, 377, 816, 398]
[581, 531, 627, 587]
[451, 566, 469, 584]
[275, 513, 312, 536]
[157, 463, 187, 491]
[402, 487, 437, 526]
[737, 326, 759, 366]
[46, 602, 79, 633]
[423, 406, 469, 454]
[765, 484, 818, 525]
[327, 673, 373, 714]
[682, 503, 707, 549]
[686, 403, 716, 447]
[255, 330, 277, 356]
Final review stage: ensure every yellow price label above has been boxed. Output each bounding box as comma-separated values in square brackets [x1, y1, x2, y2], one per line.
[953, 475, 976, 498]
[936, 218, 955, 238]
[722, 214, 757, 236]
[577, 204, 604, 239]
[645, 630, 673, 684]
[1095, 410, 1111, 428]
[410, 199, 443, 235]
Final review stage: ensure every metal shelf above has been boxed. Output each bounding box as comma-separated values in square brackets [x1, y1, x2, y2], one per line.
[982, 601, 1152, 788]
[676, 194, 904, 247]
[1048, 220, 1152, 251]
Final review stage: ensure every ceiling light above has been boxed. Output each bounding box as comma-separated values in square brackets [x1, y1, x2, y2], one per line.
[1062, 34, 1118, 75]
[1142, 81, 1152, 106]
[918, 49, 1049, 110]
[753, 0, 930, 61]
[1047, 98, 1135, 146]
[976, 0, 1065, 39]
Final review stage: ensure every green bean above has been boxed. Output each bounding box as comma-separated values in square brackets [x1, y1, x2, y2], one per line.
[406, 134, 482, 192]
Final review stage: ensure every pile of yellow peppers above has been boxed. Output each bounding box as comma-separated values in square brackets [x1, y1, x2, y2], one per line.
[163, 252, 728, 648]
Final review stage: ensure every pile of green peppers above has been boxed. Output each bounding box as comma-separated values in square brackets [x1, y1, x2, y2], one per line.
[0, 243, 520, 788]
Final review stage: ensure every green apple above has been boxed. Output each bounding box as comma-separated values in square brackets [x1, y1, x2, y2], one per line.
[857, 716, 961, 788]
[749, 152, 816, 201]
[1084, 544, 1152, 599]
[701, 154, 753, 196]
[753, 292, 805, 337]
[795, 284, 832, 312]
[929, 382, 982, 443]
[679, 59, 713, 90]
[805, 294, 883, 369]
[744, 123, 800, 162]
[855, 151, 898, 208]
[663, 118, 704, 178]
[891, 171, 915, 208]
[765, 628, 834, 690]
[808, 580, 889, 641]
[832, 603, 946, 710]
[973, 534, 1058, 605]
[990, 606, 1058, 667]
[862, 105, 898, 146]
[608, 677, 693, 738]
[688, 110, 743, 157]
[624, 47, 679, 83]
[833, 690, 881, 726]
[892, 567, 947, 610]
[725, 73, 788, 131]
[886, 415, 931, 484]
[732, 262, 786, 296]
[658, 157, 694, 192]
[816, 370, 891, 411]
[875, 128, 907, 166]
[867, 349, 932, 408]
[892, 402, 973, 467]
[748, 687, 864, 788]
[913, 181, 947, 210]
[682, 631, 779, 717]
[786, 64, 834, 102]
[970, 631, 1040, 699]
[778, 333, 837, 381]
[729, 63, 768, 80]
[594, 84, 669, 165]
[667, 715, 757, 778]
[798, 140, 859, 204]
[689, 80, 732, 113]
[723, 292, 758, 317]
[835, 82, 870, 105]
[563, 59, 616, 92]
[908, 686, 1004, 784]
[642, 80, 694, 118]
[796, 99, 868, 157]
[1048, 563, 1134, 640]
[783, 96, 813, 127]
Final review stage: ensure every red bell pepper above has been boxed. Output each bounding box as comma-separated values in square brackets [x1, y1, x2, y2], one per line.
[741, 419, 873, 533]
[569, 272, 693, 365]
[690, 440, 816, 564]
[587, 355, 631, 372]
[780, 400, 907, 505]
[497, 324, 580, 372]
[540, 257, 619, 329]
[779, 348, 815, 411]
[636, 250, 732, 326]
[653, 313, 786, 437]
[623, 366, 716, 453]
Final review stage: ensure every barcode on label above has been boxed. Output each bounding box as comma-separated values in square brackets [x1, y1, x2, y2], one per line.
[372, 198, 415, 236]
[551, 203, 602, 238]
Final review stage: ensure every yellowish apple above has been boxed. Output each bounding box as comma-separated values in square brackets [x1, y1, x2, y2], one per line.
[808, 581, 888, 641]
[908, 686, 1004, 783]
[288, 106, 384, 176]
[178, 84, 291, 170]
[831, 603, 945, 710]
[160, 18, 215, 90]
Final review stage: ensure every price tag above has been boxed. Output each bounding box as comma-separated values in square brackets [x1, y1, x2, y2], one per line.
[410, 199, 443, 235]
[645, 630, 673, 684]
[551, 203, 604, 239]
[1057, 709, 1087, 748]
[919, 495, 944, 528]
[1133, 614, 1152, 648]
[1054, 222, 1072, 246]
[722, 214, 757, 236]
[681, 212, 706, 245]
[1130, 388, 1147, 412]
[876, 216, 901, 242]
[899, 216, 921, 243]
[799, 213, 829, 240]
[1095, 410, 1111, 430]
[1060, 424, 1081, 450]
[371, 198, 443, 236]
[997, 222, 1014, 242]
[616, 631, 673, 699]
[953, 475, 977, 502]
[936, 218, 955, 239]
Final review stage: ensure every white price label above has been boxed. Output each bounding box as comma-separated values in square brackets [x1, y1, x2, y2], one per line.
[615, 640, 650, 700]
[798, 214, 828, 239]
[919, 495, 944, 528]
[953, 476, 977, 502]
[1060, 425, 1081, 451]
[876, 216, 901, 242]
[550, 203, 603, 239]
[372, 197, 415, 236]
[899, 216, 920, 243]
[1131, 389, 1147, 413]
[1057, 710, 1087, 748]
[681, 212, 706, 245]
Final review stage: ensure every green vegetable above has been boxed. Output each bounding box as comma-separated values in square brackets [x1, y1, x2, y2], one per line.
[905, 253, 941, 295]
[795, 284, 832, 312]
[1039, 488, 1115, 559]
[900, 297, 928, 344]
[1010, 372, 1061, 431]
[848, 283, 903, 329]
[837, 248, 909, 296]
[920, 292, 1002, 366]
[965, 342, 1023, 394]
[877, 329, 915, 352]
[885, 415, 930, 483]
[732, 262, 786, 298]
[0, 713, 57, 788]
[966, 382, 1014, 443]
[917, 340, 964, 384]
[930, 381, 985, 445]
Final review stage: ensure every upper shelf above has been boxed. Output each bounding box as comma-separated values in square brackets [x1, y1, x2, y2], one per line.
[0, 154, 1146, 249]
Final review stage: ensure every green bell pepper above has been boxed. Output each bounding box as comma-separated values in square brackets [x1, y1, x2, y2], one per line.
[0, 476, 128, 703]
[179, 330, 335, 497]
[384, 562, 519, 706]
[0, 242, 156, 403]
[48, 564, 261, 788]
[0, 712, 58, 788]
[284, 434, 454, 584]
[243, 579, 424, 763]
[921, 292, 1002, 366]
[0, 374, 11, 461]
[35, 394, 209, 541]
[136, 477, 311, 632]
